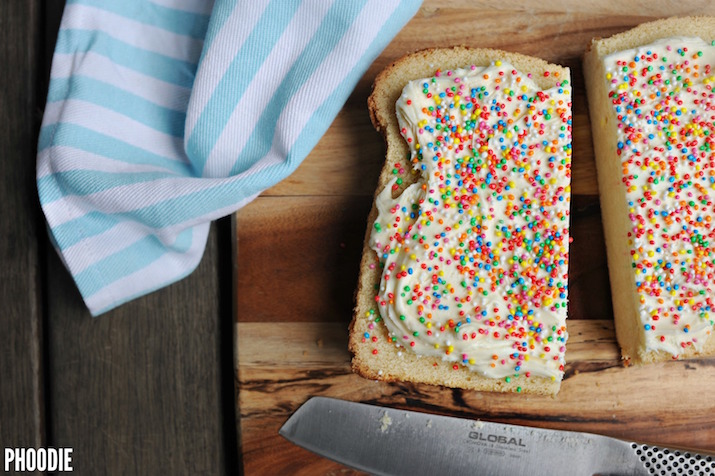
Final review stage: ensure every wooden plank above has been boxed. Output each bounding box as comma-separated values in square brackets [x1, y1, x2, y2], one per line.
[236, 195, 372, 323]
[39, 2, 237, 473]
[45, 223, 234, 474]
[0, 0, 45, 452]
[426, 0, 712, 14]
[237, 321, 715, 473]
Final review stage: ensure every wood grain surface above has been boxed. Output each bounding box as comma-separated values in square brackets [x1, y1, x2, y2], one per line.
[0, 0, 45, 453]
[45, 221, 236, 475]
[235, 2, 715, 474]
[0, 2, 239, 474]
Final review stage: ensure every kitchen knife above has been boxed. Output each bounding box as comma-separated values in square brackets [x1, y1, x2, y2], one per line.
[279, 397, 715, 475]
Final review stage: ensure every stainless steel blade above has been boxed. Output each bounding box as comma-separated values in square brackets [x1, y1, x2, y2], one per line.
[280, 397, 715, 476]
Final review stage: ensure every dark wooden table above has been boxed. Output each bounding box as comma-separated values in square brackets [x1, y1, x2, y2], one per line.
[1, 2, 239, 473]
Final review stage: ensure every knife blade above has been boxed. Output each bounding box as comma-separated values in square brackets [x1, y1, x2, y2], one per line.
[279, 397, 715, 476]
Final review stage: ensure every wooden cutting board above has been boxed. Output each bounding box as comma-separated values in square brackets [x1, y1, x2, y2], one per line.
[235, 1, 715, 473]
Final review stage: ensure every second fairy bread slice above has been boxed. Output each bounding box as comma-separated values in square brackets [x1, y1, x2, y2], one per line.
[584, 17, 715, 364]
[349, 47, 573, 395]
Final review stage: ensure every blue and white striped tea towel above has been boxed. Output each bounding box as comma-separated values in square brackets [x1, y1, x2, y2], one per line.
[38, 0, 422, 316]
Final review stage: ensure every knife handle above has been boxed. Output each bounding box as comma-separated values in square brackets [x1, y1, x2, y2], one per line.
[628, 442, 715, 475]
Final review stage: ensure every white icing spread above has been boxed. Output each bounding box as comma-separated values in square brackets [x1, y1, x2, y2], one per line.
[369, 61, 572, 381]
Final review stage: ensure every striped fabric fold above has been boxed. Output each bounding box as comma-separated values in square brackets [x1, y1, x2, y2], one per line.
[38, 0, 422, 315]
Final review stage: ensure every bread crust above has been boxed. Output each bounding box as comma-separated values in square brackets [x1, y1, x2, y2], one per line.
[350, 47, 570, 396]
[583, 16, 715, 364]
